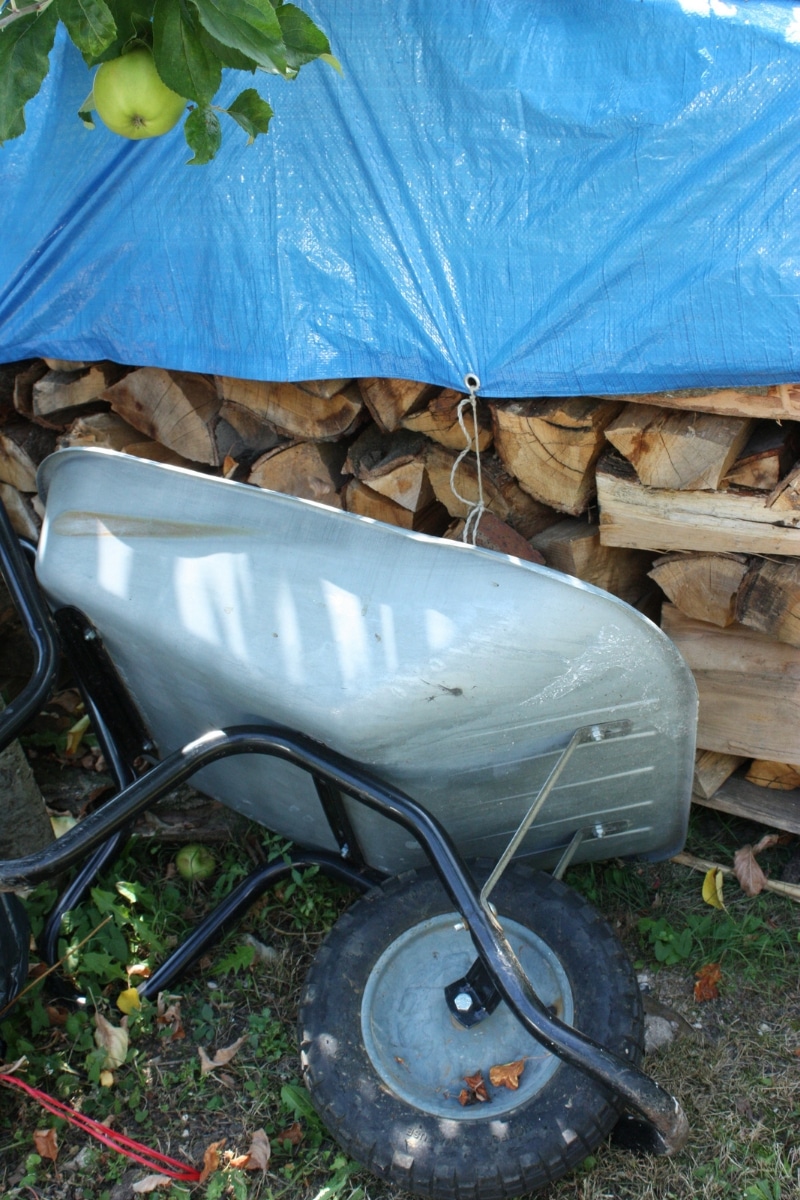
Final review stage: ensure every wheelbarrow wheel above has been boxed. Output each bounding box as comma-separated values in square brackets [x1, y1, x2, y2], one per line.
[298, 862, 644, 1200]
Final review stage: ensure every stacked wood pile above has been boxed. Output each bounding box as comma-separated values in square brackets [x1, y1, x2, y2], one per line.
[2, 358, 800, 833]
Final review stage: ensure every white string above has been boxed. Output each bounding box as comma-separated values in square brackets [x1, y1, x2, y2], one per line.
[448, 373, 485, 545]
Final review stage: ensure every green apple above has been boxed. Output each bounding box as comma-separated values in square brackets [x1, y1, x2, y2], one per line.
[175, 843, 216, 882]
[92, 48, 187, 141]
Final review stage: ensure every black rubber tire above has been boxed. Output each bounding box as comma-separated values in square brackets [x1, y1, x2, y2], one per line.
[298, 863, 644, 1200]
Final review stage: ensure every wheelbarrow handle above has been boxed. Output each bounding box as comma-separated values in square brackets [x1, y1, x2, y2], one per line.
[0, 500, 60, 750]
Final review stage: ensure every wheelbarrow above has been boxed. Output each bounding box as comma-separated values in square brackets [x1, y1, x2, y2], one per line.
[0, 446, 697, 1197]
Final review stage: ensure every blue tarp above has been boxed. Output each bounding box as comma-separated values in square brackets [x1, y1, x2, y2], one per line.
[2, 0, 800, 397]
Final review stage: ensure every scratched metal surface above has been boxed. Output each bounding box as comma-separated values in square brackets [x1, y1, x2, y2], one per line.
[36, 448, 697, 873]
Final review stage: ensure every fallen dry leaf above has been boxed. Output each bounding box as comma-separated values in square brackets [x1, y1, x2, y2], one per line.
[199, 1139, 226, 1184]
[230, 1129, 271, 1171]
[94, 1011, 129, 1070]
[702, 867, 725, 910]
[489, 1059, 525, 1090]
[33, 1128, 58, 1161]
[275, 1121, 303, 1147]
[733, 846, 768, 897]
[132, 1175, 174, 1193]
[458, 1071, 490, 1105]
[198, 1035, 247, 1077]
[694, 962, 722, 1002]
[156, 994, 185, 1040]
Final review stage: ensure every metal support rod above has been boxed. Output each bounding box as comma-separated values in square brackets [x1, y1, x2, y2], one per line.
[0, 723, 687, 1154]
[139, 852, 374, 999]
[480, 720, 632, 909]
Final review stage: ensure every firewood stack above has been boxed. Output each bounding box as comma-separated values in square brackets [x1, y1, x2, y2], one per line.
[2, 358, 800, 833]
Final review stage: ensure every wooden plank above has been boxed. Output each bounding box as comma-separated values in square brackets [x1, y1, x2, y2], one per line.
[660, 603, 800, 762]
[690, 775, 800, 836]
[605, 383, 800, 422]
[597, 452, 800, 555]
[605, 404, 753, 490]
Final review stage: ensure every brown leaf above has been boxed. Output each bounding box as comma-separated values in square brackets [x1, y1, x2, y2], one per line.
[461, 1071, 490, 1103]
[33, 1128, 58, 1161]
[230, 1129, 271, 1171]
[132, 1176, 174, 1193]
[733, 846, 768, 897]
[694, 962, 722, 1002]
[198, 1035, 247, 1076]
[199, 1138, 226, 1184]
[156, 994, 184, 1040]
[275, 1121, 303, 1147]
[489, 1059, 525, 1090]
[94, 1011, 129, 1070]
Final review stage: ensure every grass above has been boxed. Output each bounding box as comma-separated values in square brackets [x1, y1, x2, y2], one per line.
[1, 798, 799, 1200]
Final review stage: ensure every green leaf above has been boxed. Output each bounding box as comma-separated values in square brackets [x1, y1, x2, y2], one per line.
[184, 102, 220, 163]
[153, 0, 220, 103]
[57, 0, 117, 62]
[190, 0, 289, 76]
[224, 87, 272, 143]
[0, 5, 59, 144]
[275, 3, 329, 71]
[87, 0, 155, 63]
[198, 27, 256, 73]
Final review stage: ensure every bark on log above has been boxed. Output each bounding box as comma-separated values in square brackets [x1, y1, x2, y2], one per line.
[0, 483, 40, 539]
[597, 452, 800, 555]
[604, 404, 753, 490]
[402, 388, 493, 452]
[490, 396, 622, 515]
[424, 442, 561, 538]
[605, 384, 800, 422]
[648, 552, 749, 627]
[103, 368, 221, 464]
[735, 557, 800, 647]
[0, 420, 57, 492]
[359, 377, 438, 432]
[216, 376, 363, 443]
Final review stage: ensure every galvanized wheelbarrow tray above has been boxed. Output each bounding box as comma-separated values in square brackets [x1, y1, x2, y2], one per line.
[0, 447, 697, 1198]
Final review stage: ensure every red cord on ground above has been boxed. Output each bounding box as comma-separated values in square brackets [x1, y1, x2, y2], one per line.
[0, 1073, 202, 1181]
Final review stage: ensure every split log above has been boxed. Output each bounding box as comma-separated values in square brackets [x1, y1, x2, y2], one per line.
[12, 360, 49, 419]
[248, 441, 345, 508]
[60, 411, 165, 452]
[0, 483, 40, 540]
[721, 422, 799, 491]
[402, 389, 493, 452]
[648, 552, 749, 627]
[490, 396, 623, 515]
[604, 404, 753, 491]
[423, 443, 560, 539]
[734, 557, 800, 647]
[122, 441, 198, 469]
[33, 363, 125, 425]
[358, 377, 438, 433]
[294, 378, 353, 400]
[42, 358, 92, 371]
[530, 516, 654, 605]
[693, 750, 748, 800]
[103, 368, 221, 465]
[660, 603, 800, 762]
[342, 478, 449, 534]
[0, 420, 57, 492]
[345, 426, 434, 513]
[443, 513, 545, 564]
[597, 452, 800, 555]
[216, 404, 286, 460]
[216, 376, 363, 443]
[745, 760, 800, 791]
[606, 384, 800, 423]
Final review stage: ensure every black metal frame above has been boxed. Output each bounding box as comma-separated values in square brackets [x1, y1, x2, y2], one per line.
[0, 498, 689, 1157]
